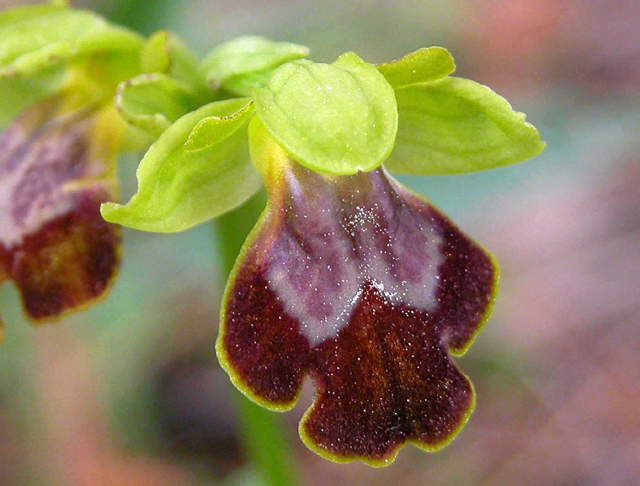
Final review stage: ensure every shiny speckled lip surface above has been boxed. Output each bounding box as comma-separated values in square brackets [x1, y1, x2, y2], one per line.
[218, 160, 498, 465]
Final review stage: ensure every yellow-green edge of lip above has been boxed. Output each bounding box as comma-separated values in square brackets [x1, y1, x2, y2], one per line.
[449, 249, 501, 358]
[298, 378, 476, 467]
[215, 166, 499, 465]
[3, 210, 122, 331]
[391, 172, 501, 359]
[215, 164, 301, 413]
[24, 232, 122, 327]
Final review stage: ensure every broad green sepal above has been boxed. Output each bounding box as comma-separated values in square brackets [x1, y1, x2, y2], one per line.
[0, 4, 143, 80]
[386, 77, 545, 175]
[201, 36, 310, 96]
[115, 73, 202, 138]
[254, 52, 398, 175]
[101, 98, 261, 232]
[377, 47, 455, 89]
[185, 102, 254, 152]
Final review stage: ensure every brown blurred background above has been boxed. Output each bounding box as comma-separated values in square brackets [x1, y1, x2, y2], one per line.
[0, 0, 639, 484]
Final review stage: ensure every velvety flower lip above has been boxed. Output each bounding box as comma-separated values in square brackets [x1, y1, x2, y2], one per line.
[217, 147, 499, 465]
[0, 97, 121, 329]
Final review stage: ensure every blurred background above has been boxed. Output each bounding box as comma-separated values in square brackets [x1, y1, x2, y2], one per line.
[1, 0, 639, 484]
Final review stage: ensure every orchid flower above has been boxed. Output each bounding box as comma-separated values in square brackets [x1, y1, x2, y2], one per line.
[0, 3, 213, 336]
[0, 1, 545, 467]
[100, 38, 545, 464]
[0, 2, 143, 334]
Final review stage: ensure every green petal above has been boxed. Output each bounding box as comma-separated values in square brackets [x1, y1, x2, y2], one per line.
[101, 99, 262, 232]
[377, 47, 455, 89]
[184, 102, 254, 152]
[115, 73, 202, 138]
[254, 52, 398, 175]
[386, 77, 545, 175]
[0, 3, 143, 80]
[201, 36, 309, 96]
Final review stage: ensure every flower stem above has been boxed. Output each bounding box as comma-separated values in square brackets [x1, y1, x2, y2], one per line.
[214, 190, 299, 486]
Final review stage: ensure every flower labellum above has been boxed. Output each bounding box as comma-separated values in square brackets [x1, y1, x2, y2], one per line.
[0, 97, 121, 331]
[217, 121, 498, 465]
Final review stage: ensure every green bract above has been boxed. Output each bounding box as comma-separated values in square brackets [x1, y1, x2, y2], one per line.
[101, 98, 261, 232]
[201, 36, 310, 96]
[386, 77, 545, 175]
[254, 52, 398, 175]
[377, 47, 455, 89]
[0, 3, 143, 80]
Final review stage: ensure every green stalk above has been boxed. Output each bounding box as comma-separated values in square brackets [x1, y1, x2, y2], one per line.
[214, 190, 299, 486]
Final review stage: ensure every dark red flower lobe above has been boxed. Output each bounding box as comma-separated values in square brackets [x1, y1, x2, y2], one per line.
[0, 98, 121, 330]
[218, 158, 497, 465]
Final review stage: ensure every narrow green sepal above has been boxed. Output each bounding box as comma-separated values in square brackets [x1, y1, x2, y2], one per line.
[115, 73, 202, 138]
[201, 36, 310, 96]
[141, 30, 206, 89]
[101, 98, 261, 232]
[254, 52, 398, 175]
[0, 4, 143, 80]
[377, 47, 455, 89]
[386, 77, 545, 175]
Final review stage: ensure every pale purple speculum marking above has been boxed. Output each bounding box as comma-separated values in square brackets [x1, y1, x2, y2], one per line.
[266, 164, 443, 346]
[0, 101, 103, 248]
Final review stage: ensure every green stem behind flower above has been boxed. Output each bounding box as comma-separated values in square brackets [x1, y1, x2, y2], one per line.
[215, 190, 299, 486]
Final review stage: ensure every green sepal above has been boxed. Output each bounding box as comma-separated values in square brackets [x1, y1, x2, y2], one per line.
[140, 30, 206, 89]
[101, 98, 262, 232]
[0, 3, 143, 80]
[118, 31, 214, 138]
[201, 36, 309, 96]
[0, 3, 61, 27]
[377, 47, 455, 89]
[184, 102, 254, 152]
[254, 52, 398, 175]
[386, 77, 545, 175]
[0, 65, 65, 126]
[115, 73, 202, 138]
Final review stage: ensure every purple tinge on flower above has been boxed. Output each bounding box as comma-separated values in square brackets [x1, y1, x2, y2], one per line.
[0, 98, 121, 328]
[218, 159, 498, 465]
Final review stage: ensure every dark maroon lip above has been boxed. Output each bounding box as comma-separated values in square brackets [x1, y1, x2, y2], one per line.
[221, 161, 496, 462]
[0, 98, 121, 325]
